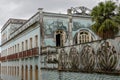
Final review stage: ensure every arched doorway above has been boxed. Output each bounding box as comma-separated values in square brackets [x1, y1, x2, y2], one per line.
[10, 66, 12, 75]
[0, 64, 1, 75]
[10, 66, 11, 75]
[25, 65, 28, 80]
[55, 30, 66, 47]
[12, 66, 14, 76]
[21, 65, 24, 80]
[15, 66, 16, 76]
[35, 65, 38, 80]
[30, 65, 32, 80]
[17, 66, 19, 76]
[8, 66, 9, 75]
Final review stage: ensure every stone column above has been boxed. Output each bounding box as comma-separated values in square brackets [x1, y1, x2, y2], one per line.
[67, 9, 73, 45]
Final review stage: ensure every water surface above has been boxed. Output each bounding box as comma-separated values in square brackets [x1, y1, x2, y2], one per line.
[42, 70, 120, 80]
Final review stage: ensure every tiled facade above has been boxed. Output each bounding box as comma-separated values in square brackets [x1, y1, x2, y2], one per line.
[0, 7, 120, 80]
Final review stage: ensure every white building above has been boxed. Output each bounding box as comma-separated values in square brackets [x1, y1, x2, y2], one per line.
[0, 7, 119, 80]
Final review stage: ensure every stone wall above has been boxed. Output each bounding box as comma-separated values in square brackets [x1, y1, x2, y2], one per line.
[41, 37, 120, 73]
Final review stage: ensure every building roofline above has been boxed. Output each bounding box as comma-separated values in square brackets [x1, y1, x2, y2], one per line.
[0, 9, 92, 46]
[10, 12, 39, 35]
[1, 18, 27, 32]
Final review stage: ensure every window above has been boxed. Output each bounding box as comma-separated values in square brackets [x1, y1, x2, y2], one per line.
[74, 31, 93, 44]
[30, 38, 32, 49]
[6, 49, 7, 56]
[35, 35, 38, 47]
[8, 48, 10, 55]
[13, 46, 14, 54]
[22, 42, 24, 51]
[15, 45, 16, 53]
[25, 40, 28, 50]
[17, 44, 19, 52]
[55, 30, 66, 47]
[17, 67, 19, 76]
[79, 32, 90, 43]
[10, 47, 12, 54]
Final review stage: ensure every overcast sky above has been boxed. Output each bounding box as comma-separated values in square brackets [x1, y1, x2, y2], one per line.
[0, 0, 99, 28]
[0, 0, 119, 29]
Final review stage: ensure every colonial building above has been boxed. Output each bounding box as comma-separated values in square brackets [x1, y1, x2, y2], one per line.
[0, 7, 120, 80]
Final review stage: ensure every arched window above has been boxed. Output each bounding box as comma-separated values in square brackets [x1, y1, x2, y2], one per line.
[25, 40, 28, 50]
[17, 66, 19, 76]
[15, 66, 16, 76]
[30, 65, 32, 80]
[55, 30, 66, 47]
[12, 66, 14, 76]
[15, 45, 16, 53]
[13, 46, 14, 54]
[74, 31, 94, 44]
[21, 65, 24, 80]
[35, 65, 38, 80]
[25, 65, 28, 80]
[17, 44, 19, 52]
[22, 42, 24, 51]
[35, 35, 38, 47]
[30, 38, 32, 49]
[79, 31, 90, 43]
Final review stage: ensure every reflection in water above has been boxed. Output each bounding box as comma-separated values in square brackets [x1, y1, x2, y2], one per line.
[1, 70, 120, 80]
[59, 72, 62, 80]
[43, 70, 120, 80]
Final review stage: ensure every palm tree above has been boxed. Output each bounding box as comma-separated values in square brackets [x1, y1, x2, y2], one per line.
[91, 1, 119, 72]
[91, 1, 119, 39]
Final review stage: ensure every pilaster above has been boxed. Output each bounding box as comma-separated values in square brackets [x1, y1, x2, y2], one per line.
[38, 8, 45, 47]
[68, 9, 73, 45]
